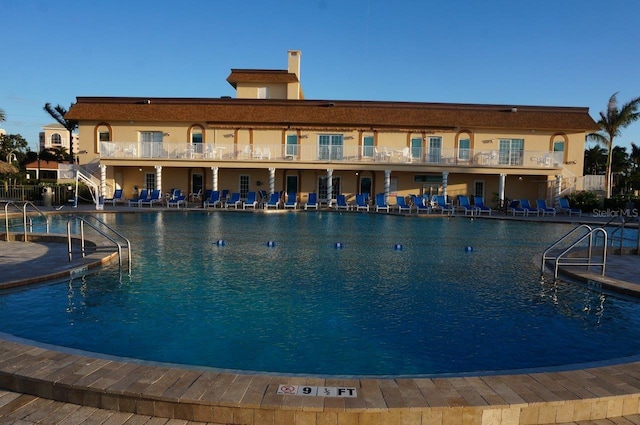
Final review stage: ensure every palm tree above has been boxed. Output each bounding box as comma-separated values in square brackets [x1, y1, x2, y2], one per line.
[588, 92, 640, 198]
[584, 145, 607, 175]
[0, 108, 5, 122]
[43, 103, 77, 165]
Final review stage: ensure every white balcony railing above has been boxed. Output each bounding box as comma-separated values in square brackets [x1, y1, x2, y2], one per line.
[100, 141, 559, 169]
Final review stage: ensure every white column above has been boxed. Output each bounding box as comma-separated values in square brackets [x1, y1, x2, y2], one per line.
[212, 166, 219, 191]
[442, 171, 449, 199]
[269, 168, 276, 194]
[99, 164, 107, 197]
[384, 169, 391, 202]
[555, 175, 562, 203]
[154, 165, 162, 193]
[499, 173, 506, 207]
[326, 169, 334, 203]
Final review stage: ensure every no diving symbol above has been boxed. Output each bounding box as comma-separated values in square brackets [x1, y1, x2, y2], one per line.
[277, 385, 297, 395]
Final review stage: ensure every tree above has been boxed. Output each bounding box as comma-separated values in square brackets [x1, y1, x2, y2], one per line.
[588, 92, 640, 198]
[0, 133, 29, 164]
[584, 145, 607, 175]
[43, 103, 77, 165]
[0, 108, 5, 122]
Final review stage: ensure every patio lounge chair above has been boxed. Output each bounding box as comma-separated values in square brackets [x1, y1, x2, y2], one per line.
[140, 189, 163, 207]
[375, 193, 389, 213]
[536, 199, 556, 216]
[432, 195, 452, 215]
[304, 192, 319, 210]
[395, 195, 412, 213]
[520, 199, 539, 216]
[455, 195, 475, 215]
[204, 190, 221, 208]
[128, 189, 148, 207]
[105, 189, 125, 206]
[220, 189, 229, 202]
[355, 194, 369, 211]
[412, 195, 431, 214]
[284, 192, 298, 209]
[243, 192, 258, 209]
[265, 193, 281, 209]
[335, 194, 350, 210]
[558, 198, 582, 216]
[167, 194, 186, 208]
[507, 200, 526, 216]
[473, 196, 492, 215]
[225, 192, 242, 209]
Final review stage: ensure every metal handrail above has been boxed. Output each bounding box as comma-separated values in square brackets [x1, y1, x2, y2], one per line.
[541, 224, 592, 274]
[552, 228, 608, 279]
[2, 201, 49, 242]
[67, 215, 132, 273]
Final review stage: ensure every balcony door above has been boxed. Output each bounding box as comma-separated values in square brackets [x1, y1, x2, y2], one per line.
[140, 131, 163, 158]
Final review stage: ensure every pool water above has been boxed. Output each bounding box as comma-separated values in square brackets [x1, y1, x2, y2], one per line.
[2, 211, 640, 377]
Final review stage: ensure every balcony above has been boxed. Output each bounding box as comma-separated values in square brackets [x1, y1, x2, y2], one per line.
[99, 141, 561, 169]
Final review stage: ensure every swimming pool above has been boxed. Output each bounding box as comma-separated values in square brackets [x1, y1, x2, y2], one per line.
[3, 211, 640, 377]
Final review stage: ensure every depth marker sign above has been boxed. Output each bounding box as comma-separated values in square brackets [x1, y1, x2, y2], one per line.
[277, 385, 357, 398]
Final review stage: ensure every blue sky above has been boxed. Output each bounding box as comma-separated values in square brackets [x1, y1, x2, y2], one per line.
[1, 0, 639, 152]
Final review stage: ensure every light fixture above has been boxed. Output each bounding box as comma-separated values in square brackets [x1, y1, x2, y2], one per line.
[300, 134, 309, 139]
[511, 107, 518, 113]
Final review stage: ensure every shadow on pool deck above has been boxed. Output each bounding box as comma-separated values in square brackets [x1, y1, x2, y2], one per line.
[2, 206, 640, 425]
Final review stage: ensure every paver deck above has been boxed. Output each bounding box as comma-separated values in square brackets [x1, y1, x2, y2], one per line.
[1, 206, 640, 424]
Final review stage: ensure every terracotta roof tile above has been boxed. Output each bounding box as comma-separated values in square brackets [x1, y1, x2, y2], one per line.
[65, 97, 599, 132]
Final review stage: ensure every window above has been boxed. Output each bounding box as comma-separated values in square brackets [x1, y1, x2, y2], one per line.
[362, 136, 374, 158]
[140, 131, 163, 157]
[318, 176, 341, 201]
[458, 138, 471, 160]
[553, 140, 565, 165]
[286, 175, 298, 194]
[51, 133, 62, 145]
[411, 138, 422, 161]
[498, 139, 524, 166]
[360, 177, 372, 197]
[99, 131, 110, 142]
[257, 87, 269, 99]
[191, 127, 203, 155]
[427, 137, 442, 163]
[239, 175, 250, 198]
[286, 134, 298, 157]
[145, 173, 156, 191]
[318, 134, 343, 160]
[474, 180, 485, 199]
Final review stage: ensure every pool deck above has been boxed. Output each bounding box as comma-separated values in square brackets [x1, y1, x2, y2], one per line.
[2, 206, 640, 424]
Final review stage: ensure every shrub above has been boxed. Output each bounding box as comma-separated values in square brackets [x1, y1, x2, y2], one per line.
[567, 191, 600, 212]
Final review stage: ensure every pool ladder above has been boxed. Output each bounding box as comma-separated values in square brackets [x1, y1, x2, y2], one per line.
[67, 215, 132, 274]
[541, 224, 608, 279]
[2, 201, 49, 241]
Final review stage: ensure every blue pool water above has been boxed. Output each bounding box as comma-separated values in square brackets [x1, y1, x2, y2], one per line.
[2, 211, 640, 377]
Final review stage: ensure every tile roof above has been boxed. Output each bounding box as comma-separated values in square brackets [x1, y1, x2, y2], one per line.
[226, 69, 298, 88]
[65, 97, 599, 132]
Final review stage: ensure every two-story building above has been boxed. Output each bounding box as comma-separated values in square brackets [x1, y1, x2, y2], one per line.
[66, 50, 598, 208]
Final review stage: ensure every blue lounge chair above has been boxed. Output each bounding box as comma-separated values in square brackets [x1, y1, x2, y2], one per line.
[265, 193, 281, 209]
[243, 191, 258, 209]
[305, 192, 318, 210]
[105, 189, 125, 206]
[204, 190, 221, 208]
[225, 192, 242, 209]
[412, 195, 431, 214]
[432, 195, 452, 215]
[355, 194, 369, 211]
[473, 196, 492, 215]
[335, 194, 350, 210]
[455, 195, 475, 215]
[375, 193, 389, 213]
[284, 192, 298, 209]
[128, 189, 148, 207]
[536, 199, 556, 216]
[220, 189, 229, 202]
[167, 194, 186, 208]
[507, 200, 526, 216]
[140, 189, 162, 207]
[558, 198, 582, 216]
[395, 196, 412, 213]
[520, 199, 539, 216]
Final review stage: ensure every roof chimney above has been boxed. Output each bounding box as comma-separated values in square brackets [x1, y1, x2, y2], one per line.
[288, 50, 301, 78]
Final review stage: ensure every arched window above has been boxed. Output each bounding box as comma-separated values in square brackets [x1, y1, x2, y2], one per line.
[51, 133, 62, 145]
[189, 125, 204, 155]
